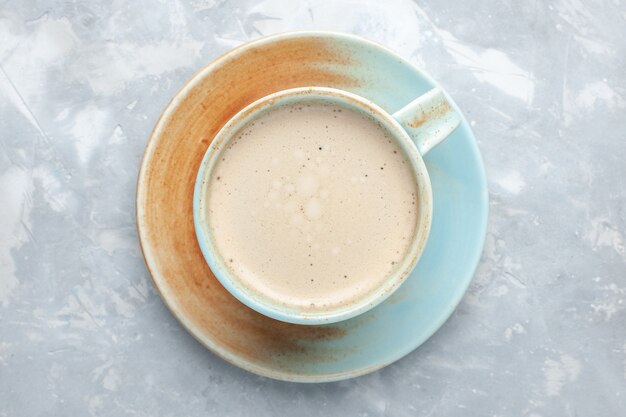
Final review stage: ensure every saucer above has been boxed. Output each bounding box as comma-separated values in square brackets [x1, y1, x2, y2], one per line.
[137, 32, 488, 382]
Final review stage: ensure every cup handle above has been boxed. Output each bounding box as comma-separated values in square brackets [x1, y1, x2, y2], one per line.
[392, 88, 462, 155]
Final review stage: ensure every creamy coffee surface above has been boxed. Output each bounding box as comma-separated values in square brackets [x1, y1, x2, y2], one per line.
[206, 102, 419, 312]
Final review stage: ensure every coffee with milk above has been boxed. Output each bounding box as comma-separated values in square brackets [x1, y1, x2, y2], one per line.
[206, 101, 420, 313]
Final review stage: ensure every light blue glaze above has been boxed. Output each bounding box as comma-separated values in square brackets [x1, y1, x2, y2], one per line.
[196, 32, 487, 381]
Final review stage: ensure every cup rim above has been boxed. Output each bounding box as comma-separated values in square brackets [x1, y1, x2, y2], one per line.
[193, 86, 433, 325]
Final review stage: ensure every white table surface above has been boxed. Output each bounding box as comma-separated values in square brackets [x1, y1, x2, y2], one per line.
[1, 0, 625, 415]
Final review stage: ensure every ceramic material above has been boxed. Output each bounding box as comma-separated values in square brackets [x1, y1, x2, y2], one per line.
[193, 86, 460, 325]
[137, 31, 487, 382]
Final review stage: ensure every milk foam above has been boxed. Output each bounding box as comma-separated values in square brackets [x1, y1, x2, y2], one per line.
[207, 102, 419, 312]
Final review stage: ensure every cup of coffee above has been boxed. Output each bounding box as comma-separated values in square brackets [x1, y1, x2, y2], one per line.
[194, 86, 460, 325]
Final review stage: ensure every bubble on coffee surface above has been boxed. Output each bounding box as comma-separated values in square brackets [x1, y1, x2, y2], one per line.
[304, 198, 323, 220]
[296, 175, 318, 197]
[207, 101, 419, 312]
